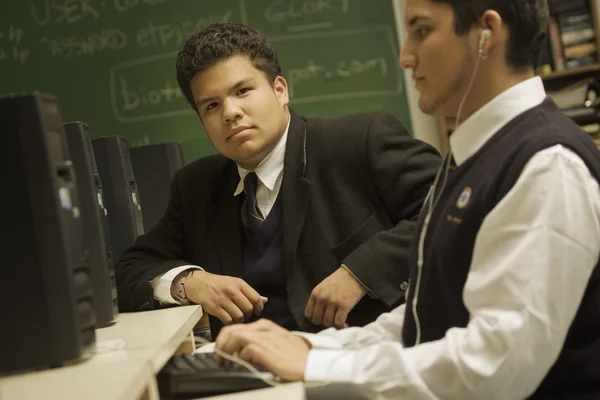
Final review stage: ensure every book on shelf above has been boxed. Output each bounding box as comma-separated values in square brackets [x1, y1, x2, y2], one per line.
[548, 0, 589, 14]
[540, 2, 599, 75]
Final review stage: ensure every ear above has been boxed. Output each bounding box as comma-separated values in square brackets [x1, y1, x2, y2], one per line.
[273, 75, 290, 106]
[478, 10, 504, 57]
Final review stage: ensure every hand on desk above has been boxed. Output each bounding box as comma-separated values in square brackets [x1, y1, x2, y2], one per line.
[184, 270, 268, 325]
[215, 319, 310, 382]
[305, 266, 367, 329]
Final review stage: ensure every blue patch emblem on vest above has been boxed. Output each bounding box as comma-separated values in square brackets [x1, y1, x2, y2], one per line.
[456, 187, 472, 209]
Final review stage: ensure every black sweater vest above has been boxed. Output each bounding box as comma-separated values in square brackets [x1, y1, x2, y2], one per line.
[402, 98, 600, 398]
[243, 194, 297, 330]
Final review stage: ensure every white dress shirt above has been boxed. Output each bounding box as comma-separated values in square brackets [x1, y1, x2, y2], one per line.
[295, 77, 600, 399]
[150, 114, 291, 304]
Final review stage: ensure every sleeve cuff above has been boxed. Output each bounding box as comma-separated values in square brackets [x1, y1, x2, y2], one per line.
[150, 265, 202, 305]
[293, 331, 345, 350]
[304, 349, 357, 382]
[341, 263, 377, 299]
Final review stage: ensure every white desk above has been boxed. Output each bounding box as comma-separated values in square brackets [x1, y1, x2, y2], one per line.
[202, 383, 306, 400]
[0, 305, 203, 400]
[96, 305, 202, 373]
[200, 381, 364, 400]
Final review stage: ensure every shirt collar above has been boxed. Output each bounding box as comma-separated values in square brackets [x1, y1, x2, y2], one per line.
[450, 76, 547, 166]
[234, 112, 291, 196]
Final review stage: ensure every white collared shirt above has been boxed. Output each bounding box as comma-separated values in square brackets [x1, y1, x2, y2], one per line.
[150, 113, 290, 304]
[296, 76, 600, 399]
[233, 113, 290, 218]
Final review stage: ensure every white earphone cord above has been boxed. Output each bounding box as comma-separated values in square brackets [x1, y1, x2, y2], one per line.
[412, 32, 486, 345]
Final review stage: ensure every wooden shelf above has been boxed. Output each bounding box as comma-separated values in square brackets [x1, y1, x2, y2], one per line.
[541, 63, 600, 81]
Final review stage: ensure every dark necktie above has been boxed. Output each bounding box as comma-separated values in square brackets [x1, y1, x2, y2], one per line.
[241, 172, 264, 234]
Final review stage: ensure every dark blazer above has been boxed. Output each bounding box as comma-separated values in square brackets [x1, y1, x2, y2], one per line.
[116, 110, 441, 337]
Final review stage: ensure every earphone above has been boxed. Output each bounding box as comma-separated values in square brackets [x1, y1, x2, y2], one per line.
[411, 27, 490, 346]
[479, 29, 492, 58]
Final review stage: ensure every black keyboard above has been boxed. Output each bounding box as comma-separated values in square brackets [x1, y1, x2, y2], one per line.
[157, 352, 274, 399]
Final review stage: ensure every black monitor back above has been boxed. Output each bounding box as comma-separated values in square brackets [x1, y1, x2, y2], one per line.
[64, 122, 119, 327]
[91, 136, 144, 261]
[0, 93, 96, 374]
[130, 142, 185, 232]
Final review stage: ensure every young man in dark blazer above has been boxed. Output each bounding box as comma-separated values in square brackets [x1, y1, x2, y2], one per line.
[116, 22, 441, 338]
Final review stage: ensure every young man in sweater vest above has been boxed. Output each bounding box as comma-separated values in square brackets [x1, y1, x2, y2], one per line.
[215, 0, 600, 398]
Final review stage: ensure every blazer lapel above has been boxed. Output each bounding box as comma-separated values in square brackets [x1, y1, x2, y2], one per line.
[207, 165, 245, 278]
[282, 110, 310, 277]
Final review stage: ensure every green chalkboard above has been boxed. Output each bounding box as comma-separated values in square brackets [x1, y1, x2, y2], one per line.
[0, 0, 411, 163]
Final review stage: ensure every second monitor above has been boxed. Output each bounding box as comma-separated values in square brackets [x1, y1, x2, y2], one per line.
[92, 136, 144, 263]
[130, 142, 185, 233]
[64, 122, 119, 327]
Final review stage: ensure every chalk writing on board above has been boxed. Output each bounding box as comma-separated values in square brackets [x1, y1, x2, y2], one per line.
[271, 26, 403, 104]
[8, 25, 25, 44]
[0, 47, 31, 64]
[108, 24, 402, 121]
[40, 27, 127, 57]
[30, 0, 101, 27]
[265, 0, 350, 25]
[136, 12, 233, 48]
[113, 0, 173, 14]
[0, 26, 31, 64]
[110, 52, 193, 122]
[118, 77, 183, 111]
[287, 56, 388, 97]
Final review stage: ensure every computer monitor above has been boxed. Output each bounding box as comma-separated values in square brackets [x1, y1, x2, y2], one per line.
[0, 93, 96, 374]
[130, 142, 185, 232]
[63, 122, 119, 327]
[91, 136, 144, 261]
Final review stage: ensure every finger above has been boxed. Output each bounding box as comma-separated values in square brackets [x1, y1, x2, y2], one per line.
[238, 342, 264, 368]
[304, 294, 316, 320]
[322, 304, 337, 328]
[223, 350, 239, 369]
[214, 326, 233, 365]
[220, 331, 257, 364]
[310, 299, 326, 326]
[334, 306, 350, 330]
[237, 334, 272, 369]
[216, 321, 249, 339]
[251, 296, 269, 317]
[237, 333, 294, 381]
[216, 334, 244, 365]
[230, 290, 255, 320]
[215, 319, 276, 360]
[217, 320, 285, 363]
[221, 300, 246, 324]
[239, 284, 266, 316]
[212, 306, 236, 326]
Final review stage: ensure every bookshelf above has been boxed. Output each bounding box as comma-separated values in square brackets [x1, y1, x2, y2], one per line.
[436, 0, 600, 155]
[541, 0, 600, 81]
[542, 62, 600, 80]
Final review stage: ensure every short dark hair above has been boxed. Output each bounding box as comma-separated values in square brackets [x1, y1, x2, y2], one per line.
[432, 0, 549, 69]
[176, 22, 283, 111]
